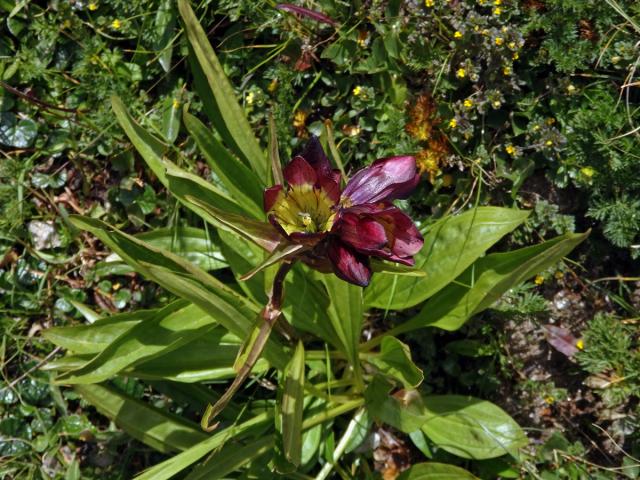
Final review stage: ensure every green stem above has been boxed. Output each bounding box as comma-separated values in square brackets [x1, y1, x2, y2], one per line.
[301, 398, 365, 431]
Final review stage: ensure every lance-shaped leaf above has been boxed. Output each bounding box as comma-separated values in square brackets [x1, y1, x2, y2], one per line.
[370, 259, 427, 277]
[365, 207, 530, 310]
[388, 231, 589, 335]
[268, 112, 283, 185]
[369, 337, 424, 389]
[398, 463, 479, 480]
[280, 341, 305, 467]
[74, 384, 207, 454]
[276, 3, 339, 26]
[178, 0, 267, 181]
[185, 193, 281, 252]
[68, 215, 288, 370]
[239, 243, 305, 281]
[183, 111, 264, 217]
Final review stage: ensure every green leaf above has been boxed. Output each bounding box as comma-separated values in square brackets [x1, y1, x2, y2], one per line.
[319, 273, 364, 387]
[67, 215, 288, 370]
[134, 410, 273, 480]
[56, 303, 215, 384]
[43, 307, 163, 354]
[98, 227, 227, 276]
[239, 243, 304, 281]
[392, 231, 589, 334]
[161, 96, 181, 144]
[398, 463, 479, 479]
[364, 376, 427, 433]
[365, 208, 530, 310]
[369, 337, 423, 389]
[183, 111, 263, 218]
[74, 384, 207, 454]
[177, 0, 267, 181]
[281, 341, 305, 466]
[0, 112, 37, 147]
[421, 395, 527, 459]
[154, 0, 175, 72]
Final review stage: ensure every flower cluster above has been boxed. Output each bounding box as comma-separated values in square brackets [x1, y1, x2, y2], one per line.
[264, 138, 424, 286]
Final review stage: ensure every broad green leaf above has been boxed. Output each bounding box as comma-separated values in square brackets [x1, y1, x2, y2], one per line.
[177, 0, 267, 181]
[364, 376, 427, 433]
[281, 341, 305, 466]
[56, 303, 215, 384]
[391, 231, 589, 334]
[68, 215, 288, 370]
[365, 207, 530, 310]
[129, 328, 269, 383]
[185, 436, 274, 480]
[320, 273, 364, 387]
[184, 111, 264, 217]
[421, 395, 527, 459]
[369, 337, 423, 389]
[154, 0, 175, 72]
[398, 463, 479, 480]
[134, 410, 273, 480]
[43, 307, 165, 354]
[74, 384, 207, 454]
[103, 227, 226, 273]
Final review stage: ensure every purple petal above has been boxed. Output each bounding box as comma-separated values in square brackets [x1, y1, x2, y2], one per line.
[335, 212, 388, 252]
[276, 3, 339, 26]
[284, 156, 317, 186]
[328, 240, 371, 286]
[544, 325, 579, 357]
[264, 185, 284, 212]
[342, 156, 419, 205]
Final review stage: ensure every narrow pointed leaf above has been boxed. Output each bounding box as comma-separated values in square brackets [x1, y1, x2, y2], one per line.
[239, 244, 304, 281]
[281, 341, 305, 466]
[183, 111, 264, 217]
[268, 112, 283, 185]
[398, 463, 479, 480]
[370, 259, 426, 277]
[74, 384, 207, 454]
[178, 0, 267, 181]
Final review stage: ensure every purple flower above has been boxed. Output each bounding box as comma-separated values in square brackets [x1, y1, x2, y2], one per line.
[264, 137, 423, 286]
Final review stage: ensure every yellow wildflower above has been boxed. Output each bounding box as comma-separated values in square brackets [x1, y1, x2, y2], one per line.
[544, 396, 555, 405]
[492, 100, 501, 108]
[454, 31, 463, 39]
[463, 98, 473, 109]
[495, 37, 504, 46]
[513, 52, 520, 60]
[546, 118, 556, 125]
[534, 275, 544, 285]
[246, 92, 255, 105]
[505, 144, 516, 155]
[508, 41, 516, 50]
[545, 140, 553, 146]
[456, 68, 466, 78]
[448, 118, 457, 128]
[567, 84, 576, 93]
[554, 271, 564, 280]
[425, 0, 435, 6]
[576, 339, 585, 350]
[293, 110, 307, 129]
[494, 0, 502, 4]
[111, 19, 121, 30]
[268, 79, 278, 93]
[63, 19, 71, 29]
[112, 282, 121, 291]
[352, 85, 363, 96]
[503, 66, 511, 75]
[89, 2, 98, 10]
[493, 7, 502, 15]
[172, 99, 180, 109]
[581, 166, 596, 178]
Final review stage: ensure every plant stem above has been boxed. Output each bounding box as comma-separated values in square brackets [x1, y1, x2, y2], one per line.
[301, 398, 365, 431]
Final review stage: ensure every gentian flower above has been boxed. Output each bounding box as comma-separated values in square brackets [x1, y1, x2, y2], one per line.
[264, 137, 424, 286]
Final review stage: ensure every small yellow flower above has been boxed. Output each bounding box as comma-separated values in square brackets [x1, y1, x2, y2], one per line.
[478, 0, 485, 5]
[425, 0, 435, 6]
[533, 124, 541, 131]
[268, 79, 278, 93]
[544, 396, 555, 405]
[567, 84, 576, 93]
[545, 140, 553, 146]
[456, 68, 466, 78]
[474, 25, 480, 32]
[493, 7, 502, 15]
[492, 100, 502, 108]
[503, 66, 511, 75]
[463, 98, 473, 108]
[554, 270, 564, 280]
[88, 2, 98, 11]
[172, 99, 180, 109]
[495, 37, 504, 46]
[246, 92, 255, 105]
[534, 275, 544, 285]
[505, 144, 516, 155]
[513, 52, 520, 60]
[346, 125, 361, 137]
[448, 118, 457, 128]
[111, 19, 121, 30]
[63, 19, 71, 29]
[576, 339, 585, 350]
[494, 0, 502, 4]
[581, 166, 596, 178]
[454, 31, 463, 39]
[293, 110, 307, 129]
[546, 118, 556, 125]
[113, 282, 121, 291]
[501, 26, 508, 33]
[352, 85, 363, 96]
[508, 41, 517, 50]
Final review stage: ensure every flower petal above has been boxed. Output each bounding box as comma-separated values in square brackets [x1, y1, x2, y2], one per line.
[284, 156, 317, 186]
[342, 156, 419, 204]
[328, 239, 372, 287]
[264, 185, 284, 212]
[335, 212, 388, 252]
[301, 136, 333, 178]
